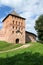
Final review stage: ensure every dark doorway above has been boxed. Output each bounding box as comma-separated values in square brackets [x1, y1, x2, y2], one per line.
[16, 39, 19, 43]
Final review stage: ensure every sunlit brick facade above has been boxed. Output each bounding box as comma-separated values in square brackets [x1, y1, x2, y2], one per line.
[0, 11, 25, 44]
[0, 11, 36, 44]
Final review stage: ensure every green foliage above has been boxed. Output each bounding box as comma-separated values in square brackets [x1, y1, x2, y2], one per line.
[0, 42, 43, 65]
[0, 41, 22, 51]
[35, 15, 43, 42]
[0, 52, 43, 65]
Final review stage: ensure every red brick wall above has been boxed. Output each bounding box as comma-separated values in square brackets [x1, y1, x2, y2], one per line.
[0, 15, 25, 44]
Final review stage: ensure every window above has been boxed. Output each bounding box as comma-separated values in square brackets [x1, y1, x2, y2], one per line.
[13, 21, 14, 24]
[16, 27, 17, 29]
[16, 21, 17, 25]
[12, 31, 14, 33]
[13, 26, 14, 29]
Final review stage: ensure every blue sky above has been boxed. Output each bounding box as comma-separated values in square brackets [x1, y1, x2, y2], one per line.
[0, 0, 43, 34]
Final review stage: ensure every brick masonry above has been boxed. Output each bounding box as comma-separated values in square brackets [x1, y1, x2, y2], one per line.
[0, 15, 25, 44]
[0, 13, 36, 44]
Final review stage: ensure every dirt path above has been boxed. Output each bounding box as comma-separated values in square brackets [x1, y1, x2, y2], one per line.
[0, 44, 31, 53]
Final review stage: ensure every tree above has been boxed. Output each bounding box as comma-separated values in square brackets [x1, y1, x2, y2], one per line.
[35, 15, 43, 42]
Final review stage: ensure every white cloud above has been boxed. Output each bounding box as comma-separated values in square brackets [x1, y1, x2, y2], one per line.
[0, 0, 43, 34]
[1, 0, 10, 5]
[0, 0, 22, 8]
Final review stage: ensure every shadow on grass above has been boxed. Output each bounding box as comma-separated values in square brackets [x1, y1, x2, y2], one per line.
[0, 52, 43, 65]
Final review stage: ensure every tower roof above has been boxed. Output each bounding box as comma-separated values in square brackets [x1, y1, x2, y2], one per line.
[10, 11, 20, 17]
[2, 10, 25, 22]
[9, 11, 25, 20]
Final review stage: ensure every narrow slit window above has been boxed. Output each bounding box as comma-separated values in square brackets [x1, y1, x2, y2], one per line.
[13, 21, 14, 24]
[16, 27, 17, 29]
[13, 26, 14, 29]
[16, 21, 17, 25]
[12, 31, 14, 33]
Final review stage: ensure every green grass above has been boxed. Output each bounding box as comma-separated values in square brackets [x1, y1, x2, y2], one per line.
[0, 41, 22, 51]
[0, 42, 43, 65]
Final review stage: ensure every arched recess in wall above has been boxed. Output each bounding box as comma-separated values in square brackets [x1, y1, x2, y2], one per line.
[15, 38, 19, 43]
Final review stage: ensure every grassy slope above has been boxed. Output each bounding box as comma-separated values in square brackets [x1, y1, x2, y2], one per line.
[0, 42, 43, 65]
[0, 41, 22, 51]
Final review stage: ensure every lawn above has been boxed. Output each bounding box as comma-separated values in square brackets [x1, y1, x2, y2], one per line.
[0, 41, 22, 51]
[0, 42, 43, 65]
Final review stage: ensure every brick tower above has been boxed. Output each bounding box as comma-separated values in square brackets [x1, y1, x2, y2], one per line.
[2, 11, 25, 44]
